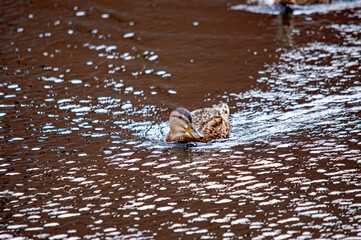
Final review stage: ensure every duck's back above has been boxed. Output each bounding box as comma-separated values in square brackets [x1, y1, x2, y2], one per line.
[191, 104, 230, 142]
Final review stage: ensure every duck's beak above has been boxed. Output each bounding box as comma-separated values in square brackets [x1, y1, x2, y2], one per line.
[185, 124, 203, 140]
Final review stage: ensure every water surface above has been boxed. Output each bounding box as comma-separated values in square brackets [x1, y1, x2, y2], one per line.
[1, 0, 361, 239]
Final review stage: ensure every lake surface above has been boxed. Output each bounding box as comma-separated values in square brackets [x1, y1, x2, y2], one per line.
[1, 0, 361, 239]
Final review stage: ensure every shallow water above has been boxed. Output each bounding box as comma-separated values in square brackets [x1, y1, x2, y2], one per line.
[1, 0, 361, 239]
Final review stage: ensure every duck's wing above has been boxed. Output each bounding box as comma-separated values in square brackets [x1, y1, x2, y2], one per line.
[192, 107, 230, 140]
[191, 107, 218, 132]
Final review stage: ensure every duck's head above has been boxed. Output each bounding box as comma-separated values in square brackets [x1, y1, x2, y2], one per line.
[168, 107, 203, 141]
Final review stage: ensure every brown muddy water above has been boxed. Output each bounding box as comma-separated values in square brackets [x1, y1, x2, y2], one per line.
[1, 0, 361, 239]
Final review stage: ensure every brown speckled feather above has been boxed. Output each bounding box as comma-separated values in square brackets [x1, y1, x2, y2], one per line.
[191, 104, 231, 143]
[166, 134, 194, 143]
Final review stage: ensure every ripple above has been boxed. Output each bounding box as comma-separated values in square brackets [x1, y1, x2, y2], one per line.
[7, 224, 28, 229]
[231, 1, 361, 15]
[1, 1, 360, 239]
[101, 13, 109, 18]
[70, 79, 82, 84]
[41, 76, 63, 83]
[123, 32, 135, 38]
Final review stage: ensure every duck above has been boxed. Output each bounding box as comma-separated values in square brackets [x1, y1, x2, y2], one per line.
[274, 0, 331, 13]
[166, 103, 231, 143]
[276, 0, 330, 5]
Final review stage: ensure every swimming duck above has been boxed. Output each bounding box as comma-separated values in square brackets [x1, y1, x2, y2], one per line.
[166, 103, 231, 143]
[275, 0, 331, 13]
[276, 0, 330, 4]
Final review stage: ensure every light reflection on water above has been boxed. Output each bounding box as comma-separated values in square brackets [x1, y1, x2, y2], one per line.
[231, 0, 361, 15]
[136, 40, 361, 153]
[1, 1, 361, 239]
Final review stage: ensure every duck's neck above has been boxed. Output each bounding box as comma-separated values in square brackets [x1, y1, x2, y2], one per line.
[166, 132, 198, 142]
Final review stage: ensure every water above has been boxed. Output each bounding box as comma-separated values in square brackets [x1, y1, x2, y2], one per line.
[232, 0, 361, 15]
[1, 0, 361, 239]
